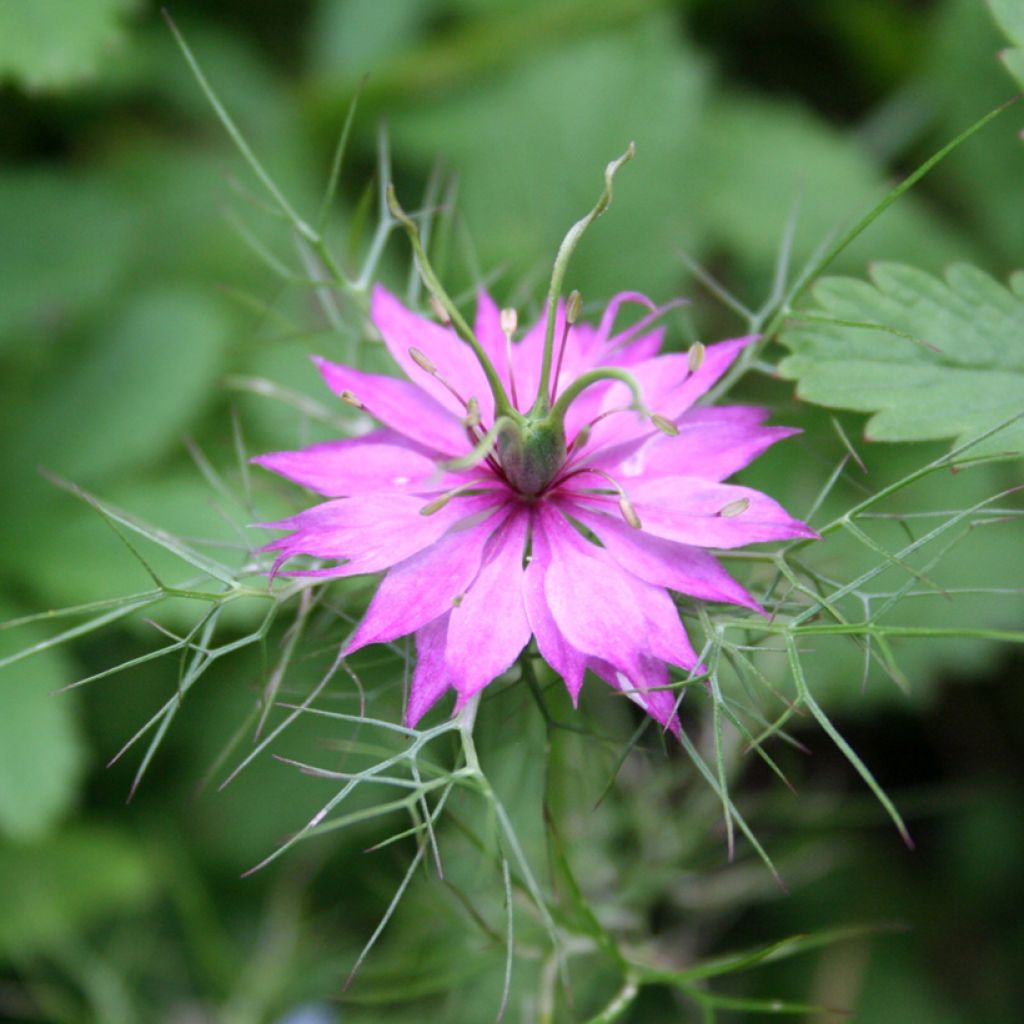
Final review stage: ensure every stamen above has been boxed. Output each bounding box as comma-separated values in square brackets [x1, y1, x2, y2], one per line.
[419, 479, 495, 516]
[428, 295, 451, 324]
[550, 289, 581, 405]
[407, 345, 471, 410]
[650, 413, 678, 436]
[409, 347, 437, 374]
[687, 342, 706, 373]
[464, 397, 481, 428]
[340, 390, 363, 409]
[500, 307, 520, 409]
[718, 498, 749, 518]
[563, 466, 642, 529]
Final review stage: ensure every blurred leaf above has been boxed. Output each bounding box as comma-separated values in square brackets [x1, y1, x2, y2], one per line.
[987, 0, 1024, 43]
[0, 827, 154, 961]
[309, 0, 429, 75]
[0, 171, 136, 342]
[0, 600, 84, 840]
[690, 94, 972, 281]
[0, 0, 137, 92]
[778, 263, 1024, 457]
[386, 15, 709, 300]
[17, 286, 230, 483]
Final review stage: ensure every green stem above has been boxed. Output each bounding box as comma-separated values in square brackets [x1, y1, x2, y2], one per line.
[386, 185, 515, 417]
[548, 367, 648, 425]
[534, 143, 635, 413]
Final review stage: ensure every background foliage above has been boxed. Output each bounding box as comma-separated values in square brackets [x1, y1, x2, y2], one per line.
[1, 1, 1022, 1021]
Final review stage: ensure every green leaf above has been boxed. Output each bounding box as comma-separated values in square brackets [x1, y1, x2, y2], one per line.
[0, 170, 136, 342]
[690, 94, 972, 279]
[15, 286, 230, 483]
[0, 827, 155, 961]
[778, 263, 1024, 457]
[987, 0, 1024, 43]
[0, 600, 85, 840]
[0, 0, 137, 92]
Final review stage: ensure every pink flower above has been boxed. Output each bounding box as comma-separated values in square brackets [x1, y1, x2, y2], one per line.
[254, 285, 814, 733]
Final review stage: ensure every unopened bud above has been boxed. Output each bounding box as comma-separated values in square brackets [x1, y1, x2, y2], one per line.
[464, 397, 481, 428]
[429, 295, 450, 324]
[687, 342, 706, 374]
[618, 494, 642, 530]
[566, 289, 583, 325]
[719, 498, 749, 518]
[409, 347, 437, 374]
[340, 390, 363, 409]
[650, 413, 678, 437]
[500, 307, 518, 336]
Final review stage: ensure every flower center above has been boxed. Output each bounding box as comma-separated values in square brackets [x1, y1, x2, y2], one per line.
[496, 416, 567, 498]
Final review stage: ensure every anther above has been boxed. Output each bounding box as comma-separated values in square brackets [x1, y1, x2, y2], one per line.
[687, 342, 706, 373]
[551, 290, 581, 403]
[650, 413, 678, 436]
[718, 498, 749, 518]
[429, 295, 451, 324]
[566, 289, 582, 325]
[409, 347, 437, 374]
[407, 346, 472, 411]
[419, 480, 493, 516]
[500, 308, 520, 408]
[563, 467, 642, 530]
[464, 397, 481, 428]
[340, 390, 363, 409]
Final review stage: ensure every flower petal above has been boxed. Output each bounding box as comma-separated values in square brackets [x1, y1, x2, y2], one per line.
[260, 492, 504, 577]
[372, 285, 495, 422]
[589, 657, 683, 738]
[253, 431, 448, 496]
[446, 511, 532, 703]
[405, 613, 452, 727]
[314, 356, 469, 455]
[522, 511, 589, 702]
[608, 422, 800, 484]
[570, 505, 761, 611]
[346, 508, 508, 652]
[540, 506, 696, 677]
[569, 477, 817, 548]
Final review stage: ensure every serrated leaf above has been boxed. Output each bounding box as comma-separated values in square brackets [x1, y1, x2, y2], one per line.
[778, 263, 1024, 458]
[0, 0, 137, 93]
[0, 827, 154, 961]
[0, 600, 84, 840]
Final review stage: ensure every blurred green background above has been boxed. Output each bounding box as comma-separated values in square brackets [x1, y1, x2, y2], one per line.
[1, 0, 1023, 1020]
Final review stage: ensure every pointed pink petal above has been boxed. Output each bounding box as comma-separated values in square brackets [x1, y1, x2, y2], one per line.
[260, 492, 504, 576]
[405, 613, 452, 727]
[522, 510, 589, 702]
[570, 505, 761, 612]
[253, 432, 448, 496]
[568, 477, 816, 549]
[346, 509, 508, 652]
[314, 356, 469, 455]
[372, 285, 495, 422]
[589, 656, 683, 738]
[607, 423, 800, 484]
[447, 511, 532, 703]
[539, 507, 696, 678]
